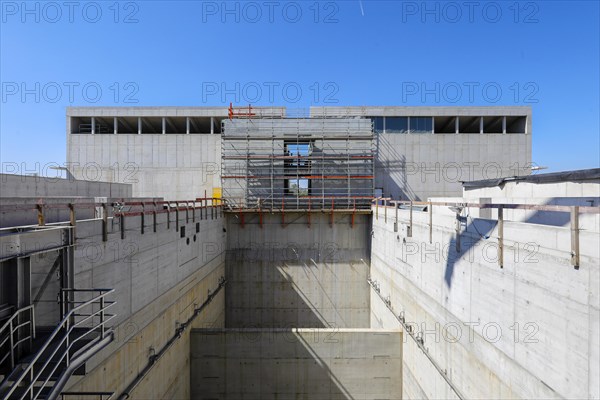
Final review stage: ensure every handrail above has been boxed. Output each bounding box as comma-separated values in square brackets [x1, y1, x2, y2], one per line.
[60, 393, 113, 400]
[0, 305, 35, 371]
[3, 289, 115, 400]
[371, 197, 600, 214]
[224, 195, 374, 211]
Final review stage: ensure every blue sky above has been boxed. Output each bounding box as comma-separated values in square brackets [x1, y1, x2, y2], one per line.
[1, 0, 599, 174]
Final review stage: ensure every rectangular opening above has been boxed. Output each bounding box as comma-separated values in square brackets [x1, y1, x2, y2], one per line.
[371, 117, 384, 134]
[140, 117, 163, 134]
[165, 117, 187, 134]
[117, 117, 138, 134]
[189, 117, 208, 133]
[434, 116, 456, 134]
[188, 117, 224, 134]
[71, 117, 92, 133]
[180, 226, 186, 238]
[285, 178, 310, 196]
[506, 116, 527, 133]
[459, 116, 481, 133]
[385, 117, 408, 133]
[409, 117, 433, 133]
[93, 117, 114, 134]
[285, 142, 311, 167]
[483, 116, 503, 133]
[284, 140, 311, 197]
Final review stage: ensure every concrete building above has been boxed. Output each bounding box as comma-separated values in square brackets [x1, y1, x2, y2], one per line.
[2, 106, 598, 400]
[67, 106, 532, 201]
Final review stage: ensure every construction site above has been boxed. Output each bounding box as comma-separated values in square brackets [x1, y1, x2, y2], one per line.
[0, 105, 599, 400]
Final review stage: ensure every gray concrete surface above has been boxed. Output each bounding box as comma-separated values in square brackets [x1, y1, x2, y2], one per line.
[225, 213, 371, 328]
[0, 173, 132, 198]
[369, 202, 600, 399]
[191, 328, 402, 400]
[66, 106, 532, 202]
[311, 106, 532, 200]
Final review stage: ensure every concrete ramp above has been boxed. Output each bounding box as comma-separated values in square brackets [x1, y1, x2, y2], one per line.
[191, 328, 402, 400]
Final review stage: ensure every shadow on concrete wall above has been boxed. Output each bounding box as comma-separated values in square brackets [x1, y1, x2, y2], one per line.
[521, 197, 598, 227]
[375, 134, 420, 201]
[443, 197, 585, 288]
[225, 249, 370, 329]
[443, 218, 498, 289]
[191, 329, 357, 399]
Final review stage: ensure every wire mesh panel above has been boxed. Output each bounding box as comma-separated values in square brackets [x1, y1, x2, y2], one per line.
[221, 118, 374, 210]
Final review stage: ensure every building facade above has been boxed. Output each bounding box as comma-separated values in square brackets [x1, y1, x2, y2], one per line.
[66, 106, 532, 201]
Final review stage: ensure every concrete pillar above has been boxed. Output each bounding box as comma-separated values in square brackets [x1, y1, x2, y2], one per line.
[138, 117, 142, 134]
[114, 117, 118, 134]
[431, 117, 435, 134]
[186, 117, 190, 134]
[91, 117, 95, 135]
[162, 117, 166, 134]
[480, 117, 483, 134]
[211, 117, 215, 134]
[502, 116, 506, 134]
[455, 117, 459, 134]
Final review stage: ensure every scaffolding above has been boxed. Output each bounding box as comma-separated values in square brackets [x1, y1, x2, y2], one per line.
[221, 117, 374, 211]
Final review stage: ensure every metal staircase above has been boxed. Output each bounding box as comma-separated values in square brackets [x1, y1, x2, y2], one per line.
[0, 305, 36, 373]
[0, 289, 116, 400]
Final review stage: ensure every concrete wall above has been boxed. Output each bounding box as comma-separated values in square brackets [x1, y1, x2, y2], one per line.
[0, 173, 131, 198]
[369, 203, 600, 399]
[225, 213, 371, 328]
[57, 205, 228, 399]
[67, 133, 221, 200]
[312, 106, 532, 200]
[191, 328, 403, 400]
[375, 133, 531, 200]
[65, 106, 285, 200]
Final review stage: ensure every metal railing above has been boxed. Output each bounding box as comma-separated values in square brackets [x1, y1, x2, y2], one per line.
[0, 305, 36, 371]
[2, 289, 115, 400]
[60, 392, 114, 400]
[224, 195, 374, 212]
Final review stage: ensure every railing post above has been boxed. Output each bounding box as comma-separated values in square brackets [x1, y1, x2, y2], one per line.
[69, 203, 76, 240]
[102, 203, 108, 242]
[153, 202, 157, 233]
[141, 203, 145, 235]
[120, 214, 125, 240]
[571, 206, 580, 269]
[30, 369, 34, 398]
[408, 201, 413, 237]
[65, 317, 70, 367]
[37, 204, 45, 226]
[31, 306, 36, 339]
[384, 199, 387, 223]
[428, 202, 433, 244]
[175, 202, 179, 232]
[455, 209, 461, 253]
[100, 295, 105, 338]
[9, 320, 14, 369]
[498, 205, 504, 268]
